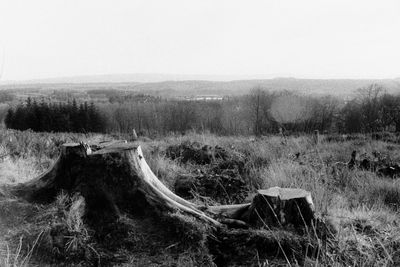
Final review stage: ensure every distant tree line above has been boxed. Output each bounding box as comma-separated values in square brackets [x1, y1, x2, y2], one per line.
[98, 91, 341, 136]
[5, 98, 106, 133]
[243, 84, 400, 135]
[100, 84, 400, 136]
[85, 89, 162, 104]
[4, 84, 400, 136]
[108, 93, 162, 104]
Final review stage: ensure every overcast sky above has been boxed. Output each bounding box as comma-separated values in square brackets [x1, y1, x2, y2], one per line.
[0, 0, 399, 81]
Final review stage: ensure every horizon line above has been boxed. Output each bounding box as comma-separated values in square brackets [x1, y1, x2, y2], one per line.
[1, 72, 399, 85]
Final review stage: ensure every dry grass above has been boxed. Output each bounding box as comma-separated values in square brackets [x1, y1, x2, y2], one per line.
[0, 192, 95, 266]
[0, 129, 400, 266]
[0, 234, 42, 267]
[153, 132, 400, 266]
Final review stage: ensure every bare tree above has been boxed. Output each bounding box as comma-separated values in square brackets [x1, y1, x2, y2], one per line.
[248, 87, 275, 135]
[357, 84, 385, 132]
[380, 93, 400, 132]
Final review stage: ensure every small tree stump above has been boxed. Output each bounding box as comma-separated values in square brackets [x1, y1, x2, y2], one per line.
[241, 187, 315, 228]
[207, 187, 316, 228]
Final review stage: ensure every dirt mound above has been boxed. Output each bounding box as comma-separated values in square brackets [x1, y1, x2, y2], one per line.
[168, 141, 249, 204]
[166, 141, 229, 164]
[169, 142, 249, 204]
[175, 173, 249, 205]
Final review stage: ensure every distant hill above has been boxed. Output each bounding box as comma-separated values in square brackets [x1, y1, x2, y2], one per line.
[0, 73, 269, 84]
[1, 74, 400, 98]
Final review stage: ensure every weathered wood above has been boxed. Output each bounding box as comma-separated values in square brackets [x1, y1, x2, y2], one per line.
[94, 140, 128, 150]
[242, 187, 315, 227]
[125, 145, 221, 225]
[207, 187, 315, 228]
[207, 203, 251, 219]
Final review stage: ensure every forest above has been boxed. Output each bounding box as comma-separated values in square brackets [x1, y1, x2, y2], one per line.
[5, 98, 105, 133]
[4, 83, 400, 136]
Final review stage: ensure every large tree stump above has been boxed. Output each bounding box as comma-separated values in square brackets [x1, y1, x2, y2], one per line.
[6, 141, 220, 226]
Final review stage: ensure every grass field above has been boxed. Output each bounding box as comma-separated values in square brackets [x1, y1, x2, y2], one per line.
[1, 129, 400, 266]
